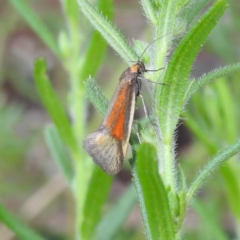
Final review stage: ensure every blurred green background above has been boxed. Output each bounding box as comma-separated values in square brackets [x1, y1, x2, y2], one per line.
[0, 0, 240, 239]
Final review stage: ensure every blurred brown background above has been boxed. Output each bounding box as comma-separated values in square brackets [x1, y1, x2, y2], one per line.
[0, 0, 240, 239]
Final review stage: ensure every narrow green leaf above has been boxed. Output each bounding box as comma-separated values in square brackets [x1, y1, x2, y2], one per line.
[44, 125, 74, 183]
[34, 58, 79, 155]
[157, 0, 227, 137]
[95, 184, 136, 240]
[0, 203, 44, 240]
[132, 143, 175, 240]
[79, 0, 114, 81]
[85, 78, 109, 116]
[187, 138, 240, 202]
[81, 167, 113, 240]
[192, 199, 228, 240]
[184, 63, 240, 103]
[9, 0, 60, 57]
[77, 0, 137, 63]
[139, 0, 158, 25]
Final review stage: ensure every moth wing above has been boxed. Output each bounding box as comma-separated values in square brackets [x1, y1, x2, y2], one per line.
[83, 131, 124, 175]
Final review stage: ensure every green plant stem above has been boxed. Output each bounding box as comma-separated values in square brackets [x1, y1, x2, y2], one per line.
[62, 4, 91, 239]
[66, 25, 84, 146]
[68, 48, 89, 240]
[160, 137, 176, 190]
[71, 71, 85, 145]
[75, 159, 89, 239]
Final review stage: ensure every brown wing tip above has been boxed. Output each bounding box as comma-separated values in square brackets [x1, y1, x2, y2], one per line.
[83, 131, 124, 175]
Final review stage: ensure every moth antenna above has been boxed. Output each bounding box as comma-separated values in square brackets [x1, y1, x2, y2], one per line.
[138, 77, 169, 86]
[145, 67, 164, 72]
[138, 32, 171, 61]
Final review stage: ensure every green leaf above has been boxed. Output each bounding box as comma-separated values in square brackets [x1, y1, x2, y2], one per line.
[77, 0, 137, 63]
[184, 63, 240, 103]
[34, 58, 79, 155]
[85, 77, 109, 116]
[81, 167, 113, 240]
[0, 203, 44, 240]
[132, 143, 175, 240]
[94, 184, 136, 240]
[187, 138, 240, 202]
[157, 0, 227, 137]
[79, 0, 114, 81]
[139, 0, 158, 25]
[9, 0, 60, 57]
[44, 125, 74, 183]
